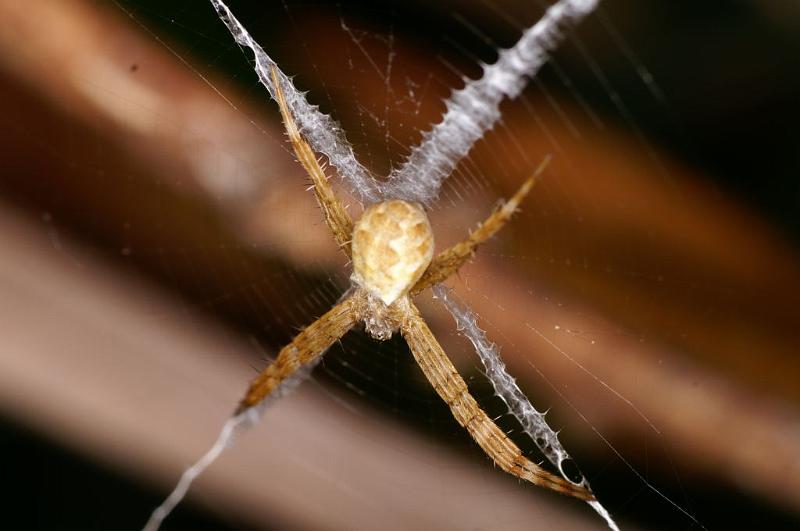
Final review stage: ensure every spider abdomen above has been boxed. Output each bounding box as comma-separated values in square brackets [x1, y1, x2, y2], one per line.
[351, 200, 434, 305]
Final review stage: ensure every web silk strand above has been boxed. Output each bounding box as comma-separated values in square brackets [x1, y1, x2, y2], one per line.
[208, 0, 381, 203]
[385, 0, 600, 204]
[432, 285, 619, 530]
[143, 412, 251, 531]
[143, 359, 319, 531]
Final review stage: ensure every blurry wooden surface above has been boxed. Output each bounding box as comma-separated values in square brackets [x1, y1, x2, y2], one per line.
[0, 0, 799, 528]
[0, 203, 601, 530]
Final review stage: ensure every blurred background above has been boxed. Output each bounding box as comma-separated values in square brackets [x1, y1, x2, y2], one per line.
[0, 0, 799, 529]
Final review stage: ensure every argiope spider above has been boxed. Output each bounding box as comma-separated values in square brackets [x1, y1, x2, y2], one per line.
[237, 61, 593, 495]
[235, 69, 594, 505]
[145, 1, 615, 529]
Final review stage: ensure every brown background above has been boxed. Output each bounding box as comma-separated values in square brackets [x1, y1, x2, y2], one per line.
[1, 0, 799, 529]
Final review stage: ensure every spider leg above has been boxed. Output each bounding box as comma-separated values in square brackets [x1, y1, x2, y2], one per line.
[399, 298, 593, 501]
[235, 295, 358, 413]
[270, 65, 355, 257]
[412, 156, 549, 294]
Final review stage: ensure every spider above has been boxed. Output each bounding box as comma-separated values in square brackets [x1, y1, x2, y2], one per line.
[145, 2, 610, 529]
[227, 66, 595, 504]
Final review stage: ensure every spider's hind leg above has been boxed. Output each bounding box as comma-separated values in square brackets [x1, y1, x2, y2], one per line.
[399, 298, 593, 501]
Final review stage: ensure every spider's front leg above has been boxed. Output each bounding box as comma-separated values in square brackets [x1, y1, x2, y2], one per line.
[270, 65, 355, 257]
[235, 296, 359, 414]
[399, 298, 593, 501]
[412, 156, 549, 294]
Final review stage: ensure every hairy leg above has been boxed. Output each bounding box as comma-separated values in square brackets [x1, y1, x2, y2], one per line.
[236, 295, 359, 413]
[271, 65, 355, 257]
[399, 298, 593, 501]
[412, 156, 549, 294]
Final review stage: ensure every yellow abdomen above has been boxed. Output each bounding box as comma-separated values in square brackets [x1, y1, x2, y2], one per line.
[351, 200, 434, 305]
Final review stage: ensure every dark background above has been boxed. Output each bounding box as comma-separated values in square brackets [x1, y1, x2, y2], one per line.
[1, 1, 799, 529]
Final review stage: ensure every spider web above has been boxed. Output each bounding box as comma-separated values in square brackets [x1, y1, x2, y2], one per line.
[49, 0, 799, 529]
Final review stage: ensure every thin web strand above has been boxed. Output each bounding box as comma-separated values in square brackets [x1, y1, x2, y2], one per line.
[432, 285, 619, 530]
[143, 360, 319, 531]
[384, 0, 600, 204]
[525, 322, 661, 433]
[519, 353, 706, 529]
[111, 1, 271, 201]
[208, 0, 382, 203]
[454, 281, 700, 525]
[143, 412, 251, 531]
